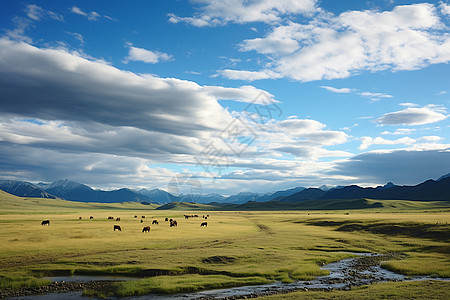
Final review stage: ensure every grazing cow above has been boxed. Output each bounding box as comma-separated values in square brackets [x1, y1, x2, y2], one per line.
[108, 216, 114, 220]
[169, 218, 173, 222]
[170, 220, 177, 227]
[140, 219, 143, 223]
[90, 216, 93, 219]
[142, 226, 150, 233]
[116, 217, 121, 221]
[201, 222, 207, 227]
[134, 215, 137, 218]
[79, 217, 82, 220]
[152, 220, 158, 225]
[142, 216, 145, 218]
[165, 217, 168, 222]
[114, 225, 121, 231]
[41, 220, 50, 226]
[204, 217, 208, 220]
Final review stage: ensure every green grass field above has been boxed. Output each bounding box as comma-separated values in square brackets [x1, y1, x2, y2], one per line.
[0, 190, 449, 298]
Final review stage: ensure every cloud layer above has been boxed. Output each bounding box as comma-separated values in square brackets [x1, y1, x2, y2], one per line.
[169, 0, 318, 26]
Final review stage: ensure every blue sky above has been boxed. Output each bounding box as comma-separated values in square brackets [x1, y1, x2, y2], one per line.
[0, 0, 449, 195]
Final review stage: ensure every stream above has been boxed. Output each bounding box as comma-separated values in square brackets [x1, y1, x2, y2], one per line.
[7, 253, 449, 300]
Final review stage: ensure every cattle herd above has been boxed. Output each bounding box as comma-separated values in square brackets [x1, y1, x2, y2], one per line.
[40, 214, 210, 232]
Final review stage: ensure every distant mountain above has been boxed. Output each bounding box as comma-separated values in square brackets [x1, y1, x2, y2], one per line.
[0, 180, 57, 199]
[138, 188, 178, 204]
[254, 186, 306, 202]
[179, 193, 225, 204]
[223, 192, 263, 204]
[279, 177, 450, 202]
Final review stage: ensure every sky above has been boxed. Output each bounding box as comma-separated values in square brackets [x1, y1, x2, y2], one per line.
[0, 0, 449, 195]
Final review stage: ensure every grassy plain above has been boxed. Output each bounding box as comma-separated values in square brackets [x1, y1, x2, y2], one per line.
[0, 190, 449, 298]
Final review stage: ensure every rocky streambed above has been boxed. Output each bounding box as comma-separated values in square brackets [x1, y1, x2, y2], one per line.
[3, 252, 447, 299]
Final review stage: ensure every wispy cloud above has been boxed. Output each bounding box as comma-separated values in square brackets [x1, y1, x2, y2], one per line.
[216, 69, 282, 81]
[25, 4, 64, 22]
[70, 6, 107, 21]
[381, 128, 416, 135]
[320, 86, 353, 94]
[66, 32, 84, 46]
[320, 86, 392, 101]
[358, 92, 393, 101]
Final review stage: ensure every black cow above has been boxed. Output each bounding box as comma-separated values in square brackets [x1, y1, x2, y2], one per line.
[142, 216, 145, 218]
[142, 226, 150, 233]
[152, 220, 158, 225]
[201, 222, 207, 227]
[79, 217, 82, 220]
[108, 216, 114, 220]
[170, 220, 177, 227]
[114, 225, 121, 231]
[165, 217, 168, 222]
[90, 216, 94, 219]
[41, 220, 50, 226]
[116, 217, 121, 221]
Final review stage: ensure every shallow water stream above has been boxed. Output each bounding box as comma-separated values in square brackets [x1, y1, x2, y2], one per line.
[10, 253, 449, 300]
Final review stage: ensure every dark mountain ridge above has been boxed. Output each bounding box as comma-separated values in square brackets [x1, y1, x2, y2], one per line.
[1, 174, 449, 205]
[280, 177, 450, 202]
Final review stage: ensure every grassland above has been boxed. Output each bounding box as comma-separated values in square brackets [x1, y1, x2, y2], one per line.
[0, 190, 449, 298]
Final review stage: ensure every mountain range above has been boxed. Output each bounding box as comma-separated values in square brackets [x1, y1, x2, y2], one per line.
[0, 173, 449, 205]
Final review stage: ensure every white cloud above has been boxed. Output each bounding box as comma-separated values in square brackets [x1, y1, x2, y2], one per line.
[440, 2, 450, 15]
[376, 105, 448, 126]
[124, 44, 173, 64]
[217, 69, 282, 81]
[238, 3, 450, 82]
[320, 86, 352, 93]
[168, 0, 318, 27]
